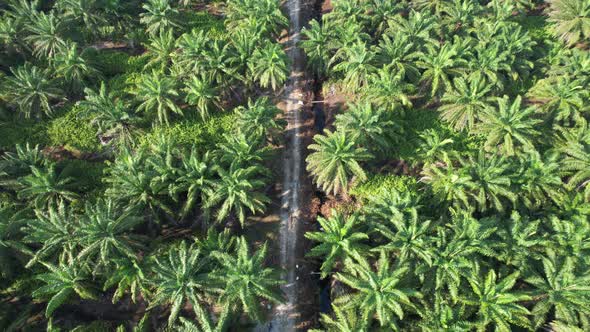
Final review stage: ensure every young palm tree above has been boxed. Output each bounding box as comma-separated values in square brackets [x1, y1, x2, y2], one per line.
[546, 0, 590, 46]
[194, 228, 236, 258]
[467, 44, 511, 90]
[79, 83, 138, 147]
[306, 130, 373, 195]
[32, 261, 96, 317]
[22, 202, 76, 267]
[211, 237, 283, 322]
[311, 306, 369, 332]
[140, 0, 181, 35]
[331, 41, 377, 92]
[417, 42, 467, 97]
[417, 295, 472, 332]
[17, 164, 79, 210]
[305, 210, 369, 278]
[174, 29, 209, 73]
[335, 252, 422, 328]
[51, 42, 98, 94]
[248, 41, 289, 91]
[204, 164, 270, 226]
[439, 73, 494, 131]
[75, 199, 144, 270]
[133, 70, 182, 126]
[172, 149, 215, 219]
[148, 241, 212, 327]
[525, 251, 590, 330]
[234, 98, 286, 143]
[460, 270, 531, 331]
[145, 29, 176, 70]
[182, 75, 221, 121]
[24, 11, 65, 58]
[334, 102, 401, 155]
[476, 95, 541, 156]
[4, 64, 63, 118]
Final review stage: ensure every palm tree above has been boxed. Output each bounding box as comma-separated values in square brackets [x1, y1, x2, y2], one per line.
[526, 251, 590, 330]
[248, 41, 289, 91]
[528, 76, 587, 124]
[210, 237, 283, 322]
[234, 98, 286, 143]
[467, 44, 511, 90]
[79, 83, 138, 147]
[417, 42, 467, 97]
[416, 129, 454, 165]
[441, 0, 481, 33]
[417, 295, 473, 332]
[365, 66, 414, 109]
[476, 95, 541, 156]
[22, 202, 76, 267]
[204, 164, 270, 226]
[145, 29, 176, 70]
[460, 270, 531, 331]
[133, 70, 182, 126]
[17, 164, 79, 210]
[420, 156, 474, 209]
[225, 0, 288, 37]
[217, 133, 269, 168]
[413, 0, 448, 16]
[386, 10, 438, 50]
[32, 261, 96, 317]
[172, 149, 215, 219]
[105, 149, 174, 220]
[493, 211, 546, 268]
[460, 152, 516, 212]
[311, 306, 370, 332]
[4, 64, 63, 118]
[300, 19, 332, 77]
[305, 210, 369, 278]
[183, 75, 221, 121]
[75, 199, 144, 270]
[306, 130, 373, 195]
[51, 42, 98, 94]
[371, 205, 435, 269]
[194, 228, 236, 258]
[0, 203, 25, 279]
[331, 41, 377, 92]
[439, 74, 494, 131]
[103, 256, 149, 304]
[148, 241, 212, 327]
[53, 0, 106, 33]
[380, 40, 415, 76]
[546, 0, 590, 46]
[334, 102, 401, 155]
[0, 143, 46, 180]
[335, 252, 421, 328]
[516, 151, 564, 209]
[547, 216, 590, 266]
[24, 11, 65, 58]
[140, 0, 181, 35]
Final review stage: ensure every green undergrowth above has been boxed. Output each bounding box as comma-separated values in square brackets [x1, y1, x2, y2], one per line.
[138, 111, 238, 151]
[47, 105, 101, 152]
[350, 174, 419, 200]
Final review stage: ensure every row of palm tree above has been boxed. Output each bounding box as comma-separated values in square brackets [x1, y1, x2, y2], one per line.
[304, 0, 590, 331]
